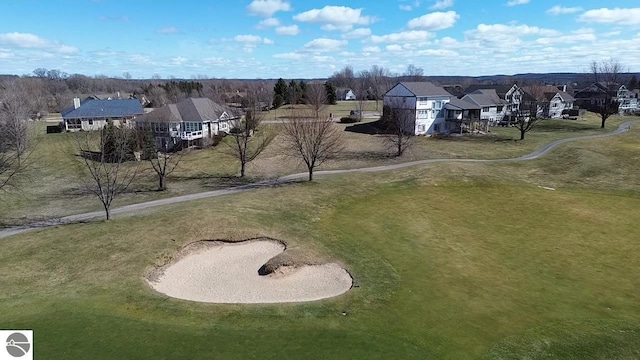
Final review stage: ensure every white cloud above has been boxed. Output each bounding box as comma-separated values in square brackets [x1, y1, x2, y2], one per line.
[247, 0, 291, 17]
[233, 34, 274, 45]
[430, 0, 454, 10]
[156, 26, 179, 34]
[274, 52, 303, 60]
[535, 32, 597, 45]
[371, 30, 433, 43]
[407, 11, 459, 30]
[578, 8, 640, 26]
[546, 6, 583, 15]
[418, 49, 458, 56]
[466, 23, 561, 43]
[171, 56, 188, 65]
[399, 5, 413, 11]
[257, 17, 280, 28]
[363, 46, 381, 53]
[276, 25, 300, 35]
[293, 6, 372, 31]
[0, 32, 78, 54]
[386, 44, 403, 52]
[506, 0, 529, 6]
[303, 38, 348, 52]
[342, 28, 372, 39]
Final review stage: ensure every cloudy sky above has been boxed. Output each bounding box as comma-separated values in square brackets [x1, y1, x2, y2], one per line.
[1, 0, 639, 79]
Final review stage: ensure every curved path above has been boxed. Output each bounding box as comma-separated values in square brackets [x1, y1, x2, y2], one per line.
[1, 121, 635, 239]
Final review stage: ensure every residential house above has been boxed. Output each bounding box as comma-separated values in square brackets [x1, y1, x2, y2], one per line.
[61, 97, 144, 131]
[574, 83, 619, 114]
[135, 97, 238, 150]
[545, 86, 575, 118]
[464, 84, 526, 122]
[617, 85, 639, 115]
[336, 88, 357, 101]
[383, 82, 480, 135]
[461, 89, 508, 125]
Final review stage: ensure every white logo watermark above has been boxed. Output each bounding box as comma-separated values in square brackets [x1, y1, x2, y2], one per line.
[1, 331, 33, 360]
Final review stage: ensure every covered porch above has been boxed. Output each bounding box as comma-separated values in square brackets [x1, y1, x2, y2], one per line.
[444, 99, 486, 134]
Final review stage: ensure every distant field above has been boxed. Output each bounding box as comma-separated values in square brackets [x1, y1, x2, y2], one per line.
[0, 121, 639, 359]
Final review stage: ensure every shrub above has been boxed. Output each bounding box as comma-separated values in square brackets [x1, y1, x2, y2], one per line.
[339, 116, 359, 124]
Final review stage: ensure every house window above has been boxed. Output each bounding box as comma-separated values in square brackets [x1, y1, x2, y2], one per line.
[418, 125, 426, 133]
[482, 107, 490, 112]
[88, 119, 93, 125]
[417, 110, 429, 118]
[434, 101, 443, 110]
[497, 106, 503, 112]
[434, 124, 440, 132]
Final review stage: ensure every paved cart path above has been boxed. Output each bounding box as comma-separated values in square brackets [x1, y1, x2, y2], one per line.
[1, 121, 635, 239]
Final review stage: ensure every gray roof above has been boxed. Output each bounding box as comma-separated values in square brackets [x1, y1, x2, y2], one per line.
[400, 82, 451, 97]
[546, 91, 575, 102]
[446, 97, 481, 110]
[464, 84, 514, 98]
[136, 98, 236, 123]
[463, 89, 508, 107]
[61, 99, 143, 119]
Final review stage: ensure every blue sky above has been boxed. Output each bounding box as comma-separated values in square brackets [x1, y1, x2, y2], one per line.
[1, 0, 639, 78]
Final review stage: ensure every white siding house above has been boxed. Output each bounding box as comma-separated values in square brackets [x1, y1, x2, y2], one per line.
[383, 82, 452, 135]
[462, 89, 508, 125]
[547, 91, 575, 118]
[617, 85, 639, 115]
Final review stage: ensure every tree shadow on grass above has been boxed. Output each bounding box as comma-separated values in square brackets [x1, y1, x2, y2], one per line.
[344, 120, 383, 135]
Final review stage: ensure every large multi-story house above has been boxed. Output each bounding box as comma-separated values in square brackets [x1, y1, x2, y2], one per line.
[135, 97, 238, 150]
[383, 82, 482, 135]
[617, 85, 639, 115]
[61, 97, 144, 132]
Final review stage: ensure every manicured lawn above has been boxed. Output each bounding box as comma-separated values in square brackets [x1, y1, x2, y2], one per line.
[0, 113, 635, 227]
[0, 125, 639, 359]
[264, 100, 381, 120]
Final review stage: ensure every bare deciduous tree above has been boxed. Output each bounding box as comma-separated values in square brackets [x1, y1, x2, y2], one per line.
[281, 111, 344, 181]
[138, 128, 184, 191]
[366, 65, 392, 111]
[305, 83, 328, 118]
[513, 84, 547, 140]
[590, 59, 624, 128]
[0, 80, 35, 191]
[403, 64, 424, 82]
[224, 86, 275, 177]
[74, 124, 141, 220]
[148, 147, 182, 191]
[381, 99, 415, 156]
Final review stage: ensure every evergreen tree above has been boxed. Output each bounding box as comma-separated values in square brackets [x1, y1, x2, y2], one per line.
[287, 80, 299, 105]
[273, 78, 287, 108]
[298, 81, 307, 104]
[325, 82, 337, 105]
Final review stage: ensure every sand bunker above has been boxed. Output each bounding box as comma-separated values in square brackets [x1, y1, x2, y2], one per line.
[147, 239, 352, 303]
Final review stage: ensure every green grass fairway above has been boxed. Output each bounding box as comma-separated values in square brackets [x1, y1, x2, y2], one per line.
[1, 125, 639, 359]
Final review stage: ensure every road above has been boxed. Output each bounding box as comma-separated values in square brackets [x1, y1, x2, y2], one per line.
[0, 120, 635, 239]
